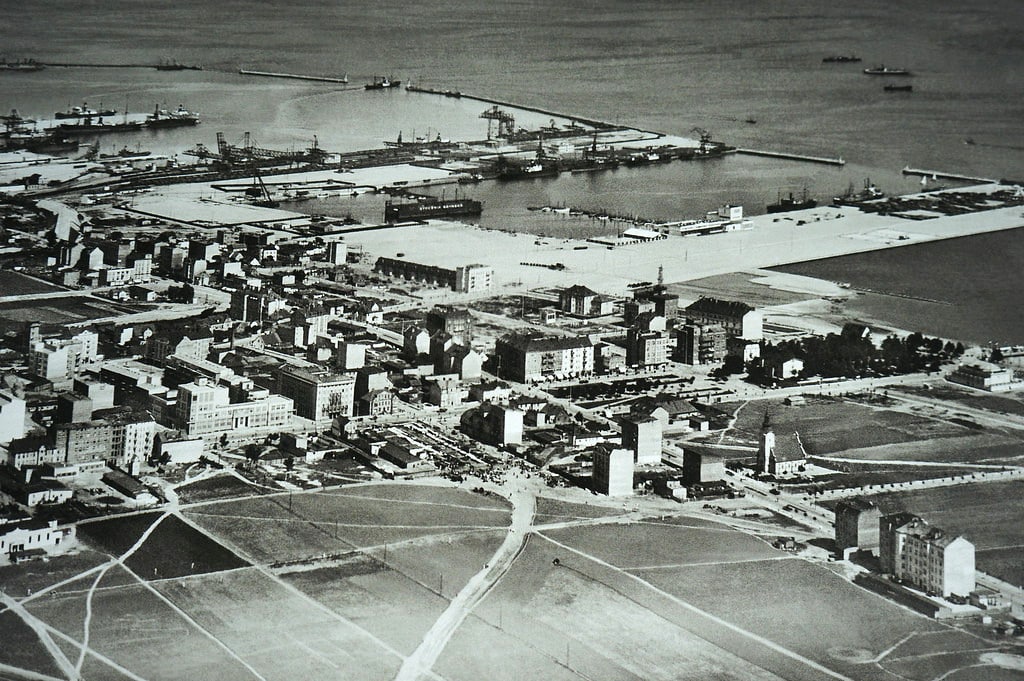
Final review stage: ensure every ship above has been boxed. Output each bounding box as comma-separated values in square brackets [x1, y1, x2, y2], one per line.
[155, 59, 202, 71]
[863, 65, 911, 76]
[833, 179, 884, 205]
[384, 195, 482, 222]
[145, 104, 200, 128]
[365, 75, 401, 90]
[767, 188, 817, 214]
[3, 132, 79, 153]
[883, 84, 913, 92]
[55, 119, 145, 135]
[823, 55, 861, 63]
[1, 59, 44, 72]
[55, 103, 118, 119]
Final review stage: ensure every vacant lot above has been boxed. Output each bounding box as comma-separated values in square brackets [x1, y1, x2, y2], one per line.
[27, 580, 258, 681]
[542, 519, 780, 569]
[176, 474, 260, 503]
[894, 384, 1024, 419]
[717, 397, 973, 454]
[0, 610, 64, 679]
[818, 432, 1024, 465]
[533, 496, 626, 524]
[155, 568, 402, 681]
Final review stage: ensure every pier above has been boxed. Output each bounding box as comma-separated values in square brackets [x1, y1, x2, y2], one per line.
[405, 87, 618, 130]
[736, 148, 846, 166]
[237, 69, 350, 85]
[901, 166, 998, 184]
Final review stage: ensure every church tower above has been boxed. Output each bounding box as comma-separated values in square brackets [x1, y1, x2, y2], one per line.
[757, 410, 774, 474]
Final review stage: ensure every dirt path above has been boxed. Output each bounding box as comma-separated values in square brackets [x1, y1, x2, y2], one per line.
[394, 478, 536, 681]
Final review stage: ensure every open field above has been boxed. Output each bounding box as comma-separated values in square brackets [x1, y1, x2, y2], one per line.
[533, 496, 629, 524]
[155, 567, 402, 681]
[542, 519, 781, 569]
[894, 384, 1024, 419]
[816, 433, 1024, 465]
[282, 557, 449, 655]
[831, 480, 1024, 585]
[0, 270, 63, 295]
[27, 579, 260, 681]
[0, 547, 109, 598]
[0, 610, 64, 679]
[0, 297, 132, 328]
[175, 474, 262, 503]
[717, 396, 975, 455]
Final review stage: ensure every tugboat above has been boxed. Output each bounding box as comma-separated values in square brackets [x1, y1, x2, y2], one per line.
[863, 65, 911, 76]
[823, 55, 861, 63]
[767, 188, 817, 214]
[365, 75, 400, 90]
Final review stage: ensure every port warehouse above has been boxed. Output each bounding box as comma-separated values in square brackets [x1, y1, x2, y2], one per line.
[374, 257, 493, 293]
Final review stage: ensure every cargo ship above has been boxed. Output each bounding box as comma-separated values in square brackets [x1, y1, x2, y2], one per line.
[366, 75, 400, 90]
[55, 103, 118, 119]
[767, 189, 816, 214]
[145, 104, 200, 128]
[384, 195, 482, 222]
[833, 179, 884, 205]
[863, 65, 911, 76]
[823, 55, 861, 63]
[55, 119, 144, 135]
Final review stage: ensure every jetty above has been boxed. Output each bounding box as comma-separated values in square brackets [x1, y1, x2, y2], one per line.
[736, 148, 845, 166]
[901, 167, 998, 184]
[238, 69, 349, 84]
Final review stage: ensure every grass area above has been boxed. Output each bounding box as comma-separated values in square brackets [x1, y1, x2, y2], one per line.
[542, 520, 779, 569]
[894, 384, 1024, 419]
[155, 568, 402, 681]
[716, 397, 972, 455]
[77, 512, 162, 556]
[282, 558, 448, 655]
[533, 496, 627, 524]
[635, 559, 948, 677]
[0, 270, 62, 295]
[0, 610, 64, 679]
[27, 581, 259, 681]
[332, 482, 512, 511]
[175, 474, 259, 503]
[814, 433, 1024, 465]
[0, 547, 109, 599]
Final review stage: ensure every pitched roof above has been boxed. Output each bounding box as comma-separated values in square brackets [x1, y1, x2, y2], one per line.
[685, 297, 754, 318]
[499, 332, 592, 352]
[773, 432, 806, 462]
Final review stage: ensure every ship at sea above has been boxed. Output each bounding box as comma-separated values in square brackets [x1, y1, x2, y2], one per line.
[55, 118, 144, 135]
[384, 194, 482, 222]
[55, 103, 118, 119]
[145, 104, 200, 128]
[365, 75, 401, 90]
[863, 65, 911, 76]
[0, 59, 44, 72]
[883, 84, 913, 92]
[767, 188, 817, 214]
[822, 55, 861, 63]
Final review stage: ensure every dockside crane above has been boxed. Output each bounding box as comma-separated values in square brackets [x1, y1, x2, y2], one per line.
[480, 106, 515, 140]
[691, 127, 713, 155]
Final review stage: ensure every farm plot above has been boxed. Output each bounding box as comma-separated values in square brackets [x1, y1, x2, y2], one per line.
[155, 567, 402, 681]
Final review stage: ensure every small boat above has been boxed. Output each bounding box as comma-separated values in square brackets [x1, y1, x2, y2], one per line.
[883, 84, 913, 92]
[365, 75, 400, 90]
[863, 65, 911, 76]
[0, 59, 44, 72]
[823, 55, 861, 63]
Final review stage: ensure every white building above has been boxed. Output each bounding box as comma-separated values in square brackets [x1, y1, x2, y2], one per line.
[882, 515, 975, 598]
[455, 264, 494, 293]
[176, 379, 293, 446]
[593, 447, 634, 496]
[0, 391, 27, 445]
[947, 362, 1020, 392]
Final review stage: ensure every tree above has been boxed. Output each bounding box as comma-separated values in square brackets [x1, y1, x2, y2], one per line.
[990, 346, 1005, 363]
[244, 443, 261, 466]
[284, 457, 295, 471]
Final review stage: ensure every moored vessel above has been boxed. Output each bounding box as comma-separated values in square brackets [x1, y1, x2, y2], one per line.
[767, 188, 817, 214]
[384, 195, 482, 222]
[863, 65, 911, 76]
[366, 75, 401, 90]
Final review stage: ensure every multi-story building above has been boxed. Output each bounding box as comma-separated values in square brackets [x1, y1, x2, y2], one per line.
[426, 306, 474, 339]
[947, 362, 1019, 392]
[275, 366, 355, 427]
[682, 449, 726, 484]
[620, 415, 662, 465]
[455, 264, 494, 293]
[625, 328, 668, 367]
[0, 390, 27, 445]
[50, 408, 156, 469]
[593, 446, 634, 496]
[684, 297, 762, 341]
[494, 333, 594, 383]
[176, 378, 293, 446]
[675, 322, 727, 365]
[880, 514, 975, 597]
[835, 498, 882, 555]
[460, 404, 524, 447]
[30, 340, 77, 390]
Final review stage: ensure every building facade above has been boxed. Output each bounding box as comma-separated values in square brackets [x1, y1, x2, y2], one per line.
[593, 447, 634, 496]
[880, 514, 976, 597]
[494, 333, 594, 383]
[276, 366, 355, 427]
[684, 297, 762, 341]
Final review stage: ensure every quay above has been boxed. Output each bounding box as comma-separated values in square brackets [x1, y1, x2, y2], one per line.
[901, 166, 998, 184]
[736, 148, 845, 166]
[41, 62, 202, 70]
[238, 69, 350, 85]
[405, 86, 618, 130]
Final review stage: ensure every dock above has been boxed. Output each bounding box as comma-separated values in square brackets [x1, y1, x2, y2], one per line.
[736, 148, 845, 166]
[238, 69, 349, 84]
[901, 166, 998, 184]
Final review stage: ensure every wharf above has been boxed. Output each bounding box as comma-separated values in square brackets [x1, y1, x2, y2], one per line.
[736, 148, 845, 166]
[901, 166, 998, 184]
[41, 62, 202, 70]
[405, 87, 617, 130]
[238, 69, 350, 85]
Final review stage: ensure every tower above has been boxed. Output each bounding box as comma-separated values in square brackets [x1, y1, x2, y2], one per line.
[757, 410, 774, 474]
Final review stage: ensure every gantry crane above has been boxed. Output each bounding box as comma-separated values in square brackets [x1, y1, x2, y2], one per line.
[480, 106, 516, 140]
